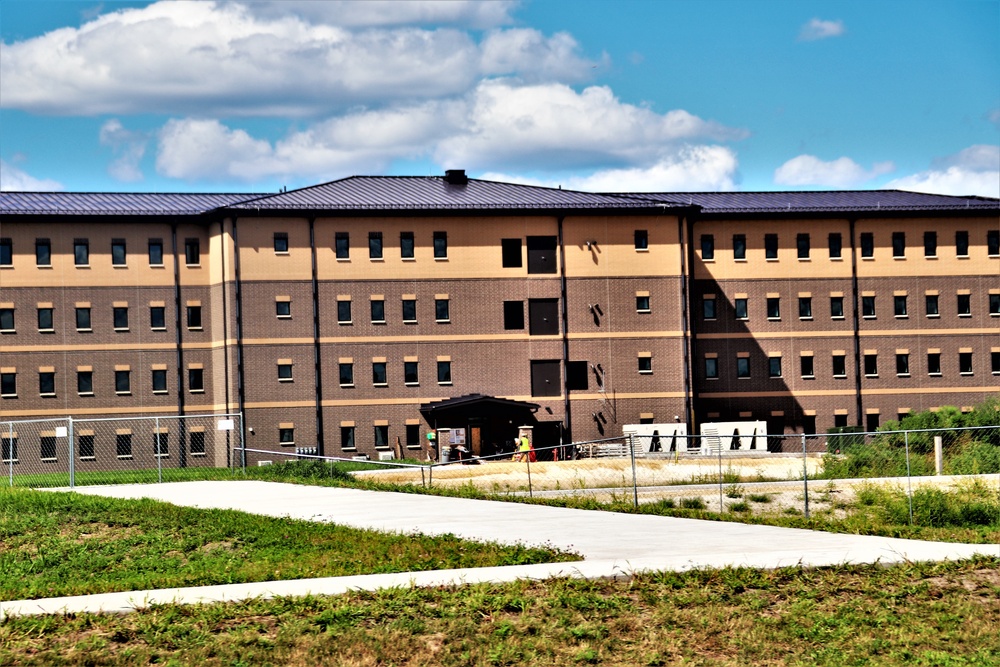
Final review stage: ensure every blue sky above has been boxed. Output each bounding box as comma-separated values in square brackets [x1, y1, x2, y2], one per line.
[1, 0, 997, 195]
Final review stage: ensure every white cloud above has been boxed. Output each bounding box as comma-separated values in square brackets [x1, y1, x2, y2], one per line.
[99, 119, 147, 182]
[242, 1, 518, 28]
[798, 18, 845, 41]
[885, 144, 1000, 197]
[774, 154, 894, 187]
[0, 159, 63, 191]
[0, 1, 595, 117]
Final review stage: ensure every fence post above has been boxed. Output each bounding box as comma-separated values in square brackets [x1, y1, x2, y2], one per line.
[68, 416, 75, 489]
[7, 421, 13, 487]
[801, 434, 809, 520]
[156, 416, 162, 484]
[717, 435, 724, 513]
[629, 433, 639, 508]
[905, 431, 914, 526]
[934, 435, 943, 475]
[526, 454, 532, 498]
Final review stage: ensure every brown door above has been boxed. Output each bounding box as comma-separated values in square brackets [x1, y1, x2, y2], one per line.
[471, 427, 482, 456]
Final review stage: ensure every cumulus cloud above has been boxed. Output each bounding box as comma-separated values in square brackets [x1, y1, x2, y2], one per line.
[0, 159, 63, 191]
[0, 1, 596, 117]
[798, 18, 845, 41]
[99, 119, 148, 181]
[774, 154, 894, 187]
[885, 144, 1000, 197]
[242, 1, 517, 28]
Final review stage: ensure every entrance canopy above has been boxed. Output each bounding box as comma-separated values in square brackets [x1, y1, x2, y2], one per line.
[420, 393, 539, 424]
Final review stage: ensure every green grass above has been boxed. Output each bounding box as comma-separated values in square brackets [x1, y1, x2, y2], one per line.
[0, 486, 577, 601]
[3, 558, 998, 666]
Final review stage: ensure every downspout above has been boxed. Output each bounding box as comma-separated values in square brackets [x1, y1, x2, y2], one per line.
[219, 218, 232, 465]
[309, 217, 325, 456]
[557, 214, 572, 444]
[677, 212, 694, 429]
[232, 216, 248, 446]
[170, 223, 187, 468]
[848, 218, 863, 427]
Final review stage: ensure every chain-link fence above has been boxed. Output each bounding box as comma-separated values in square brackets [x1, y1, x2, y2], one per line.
[1, 413, 242, 488]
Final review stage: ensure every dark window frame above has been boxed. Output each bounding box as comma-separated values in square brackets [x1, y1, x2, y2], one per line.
[148, 239, 164, 265]
[35, 238, 51, 267]
[111, 238, 127, 266]
[184, 238, 200, 265]
[74, 239, 90, 266]
[335, 232, 350, 259]
[368, 231, 383, 259]
[634, 229, 648, 251]
[860, 232, 874, 258]
[796, 233, 810, 259]
[433, 231, 448, 259]
[188, 368, 205, 392]
[400, 231, 415, 259]
[437, 360, 452, 384]
[339, 363, 354, 386]
[700, 234, 715, 260]
[828, 233, 842, 259]
[501, 238, 522, 267]
[764, 234, 778, 260]
[733, 234, 746, 260]
[274, 232, 289, 253]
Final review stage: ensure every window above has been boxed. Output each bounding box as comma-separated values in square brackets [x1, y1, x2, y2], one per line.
[828, 233, 842, 259]
[37, 307, 53, 332]
[435, 298, 450, 322]
[860, 232, 874, 258]
[866, 414, 880, 433]
[892, 232, 905, 258]
[400, 231, 415, 259]
[862, 296, 876, 318]
[888, 295, 906, 318]
[796, 233, 810, 259]
[368, 231, 383, 259]
[990, 294, 1000, 316]
[956, 230, 969, 257]
[736, 357, 750, 378]
[277, 363, 292, 382]
[374, 425, 389, 448]
[896, 353, 910, 376]
[404, 361, 419, 385]
[370, 299, 385, 323]
[766, 297, 780, 320]
[152, 369, 167, 393]
[148, 239, 164, 265]
[705, 357, 719, 379]
[1, 372, 16, 397]
[341, 426, 356, 450]
[155, 432, 168, 457]
[733, 234, 746, 260]
[702, 297, 716, 320]
[402, 299, 417, 322]
[0, 308, 13, 332]
[768, 357, 782, 378]
[433, 231, 447, 259]
[111, 239, 126, 266]
[638, 355, 652, 374]
[526, 236, 557, 274]
[567, 360, 589, 390]
[530, 360, 561, 396]
[803, 415, 817, 436]
[734, 298, 748, 319]
[37, 435, 54, 461]
[276, 300, 291, 318]
[832, 354, 847, 377]
[113, 306, 129, 331]
[924, 231, 937, 257]
[189, 431, 206, 455]
[800, 355, 814, 378]
[928, 352, 942, 375]
[864, 354, 878, 377]
[78, 434, 95, 459]
[115, 370, 131, 394]
[528, 298, 559, 335]
[700, 234, 714, 260]
[339, 362, 354, 387]
[337, 299, 352, 324]
[189, 367, 204, 391]
[406, 424, 420, 448]
[74, 239, 90, 266]
[335, 232, 350, 259]
[77, 370, 93, 395]
[1, 436, 16, 463]
[634, 229, 648, 250]
[957, 293, 971, 316]
[372, 362, 387, 386]
[834, 414, 848, 429]
[186, 305, 202, 329]
[116, 433, 132, 458]
[798, 297, 812, 319]
[959, 352, 973, 375]
[991, 351, 1000, 375]
[503, 301, 524, 330]
[437, 360, 452, 384]
[274, 232, 288, 253]
[279, 428, 295, 446]
[636, 295, 651, 313]
[184, 238, 200, 265]
[830, 296, 844, 319]
[76, 307, 91, 331]
[36, 238, 51, 266]
[502, 238, 523, 267]
[926, 294, 940, 317]
[989, 230, 1000, 256]
[0, 238, 11, 266]
[764, 234, 778, 259]
[151, 306, 166, 329]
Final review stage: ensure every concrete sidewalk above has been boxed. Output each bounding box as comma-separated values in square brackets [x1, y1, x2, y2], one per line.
[2, 480, 997, 619]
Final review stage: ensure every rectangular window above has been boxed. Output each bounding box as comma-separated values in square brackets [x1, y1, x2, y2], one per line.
[768, 357, 782, 378]
[959, 352, 973, 375]
[928, 352, 942, 375]
[636, 295, 651, 313]
[634, 229, 648, 250]
[36, 238, 51, 266]
[339, 363, 354, 386]
[402, 299, 417, 322]
[862, 296, 876, 318]
[892, 231, 905, 258]
[0, 238, 11, 266]
[186, 305, 202, 329]
[189, 367, 204, 391]
[76, 307, 91, 331]
[370, 299, 385, 323]
[341, 426, 356, 450]
[150, 306, 166, 330]
[406, 424, 420, 448]
[526, 236, 557, 274]
[866, 414, 880, 433]
[276, 363, 292, 382]
[896, 353, 910, 376]
[78, 434, 95, 459]
[111, 239, 126, 266]
[957, 293, 971, 316]
[435, 298, 450, 322]
[38, 435, 55, 461]
[0, 308, 13, 332]
[864, 354, 878, 377]
[184, 239, 200, 265]
[368, 231, 383, 259]
[800, 355, 814, 378]
[736, 357, 750, 378]
[733, 234, 746, 260]
[148, 239, 164, 265]
[638, 355, 652, 374]
[798, 297, 812, 319]
[0, 372, 15, 397]
[860, 232, 874, 258]
[152, 369, 167, 393]
[433, 231, 447, 259]
[372, 361, 387, 386]
[113, 306, 129, 331]
[926, 294, 940, 317]
[1, 436, 16, 463]
[700, 234, 714, 260]
[705, 357, 719, 379]
[796, 233, 810, 259]
[894, 295, 907, 317]
[832, 354, 847, 377]
[988, 230, 1000, 256]
[956, 230, 969, 257]
[766, 297, 780, 320]
[335, 232, 350, 259]
[989, 294, 1000, 316]
[404, 361, 419, 385]
[530, 359, 561, 396]
[74, 239, 90, 266]
[337, 299, 352, 324]
[834, 414, 848, 429]
[437, 360, 452, 384]
[702, 297, 716, 320]
[374, 425, 389, 448]
[274, 232, 288, 253]
[828, 233, 842, 259]
[155, 432, 168, 457]
[566, 360, 588, 390]
[189, 431, 206, 455]
[734, 298, 748, 319]
[991, 351, 1000, 374]
[77, 370, 93, 395]
[37, 307, 53, 332]
[279, 428, 295, 445]
[38, 371, 55, 396]
[764, 234, 778, 259]
[503, 301, 525, 329]
[116, 433, 132, 458]
[276, 300, 291, 318]
[391, 231, 412, 261]
[924, 231, 937, 257]
[502, 238, 522, 267]
[528, 298, 559, 335]
[115, 370, 131, 394]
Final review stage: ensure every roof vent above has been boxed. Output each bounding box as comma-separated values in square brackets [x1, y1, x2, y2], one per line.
[444, 169, 468, 185]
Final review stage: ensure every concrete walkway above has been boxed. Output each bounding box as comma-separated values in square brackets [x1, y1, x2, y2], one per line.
[2, 480, 997, 619]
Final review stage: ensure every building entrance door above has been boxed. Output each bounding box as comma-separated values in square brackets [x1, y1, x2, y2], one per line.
[470, 426, 482, 456]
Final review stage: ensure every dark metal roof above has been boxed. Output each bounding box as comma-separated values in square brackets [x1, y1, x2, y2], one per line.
[420, 393, 540, 416]
[619, 190, 1000, 213]
[0, 192, 262, 215]
[227, 176, 677, 212]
